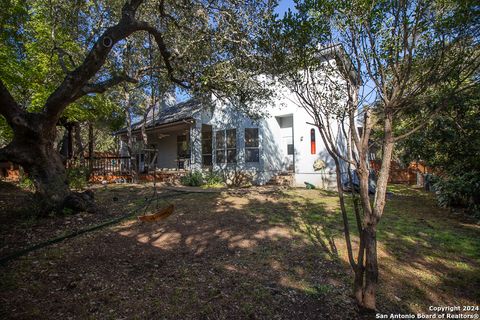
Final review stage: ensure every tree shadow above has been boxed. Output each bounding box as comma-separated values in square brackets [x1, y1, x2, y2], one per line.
[0, 186, 361, 319]
[297, 184, 480, 314]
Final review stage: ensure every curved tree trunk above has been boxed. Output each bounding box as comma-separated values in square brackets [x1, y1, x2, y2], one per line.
[3, 114, 94, 214]
[24, 147, 70, 211]
[0, 0, 167, 215]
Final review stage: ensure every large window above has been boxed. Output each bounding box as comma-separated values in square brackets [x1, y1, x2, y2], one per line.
[216, 129, 237, 164]
[216, 130, 225, 163]
[226, 129, 236, 163]
[245, 128, 259, 162]
[202, 130, 212, 166]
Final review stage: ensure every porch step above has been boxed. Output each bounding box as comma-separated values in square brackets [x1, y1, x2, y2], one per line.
[266, 173, 294, 186]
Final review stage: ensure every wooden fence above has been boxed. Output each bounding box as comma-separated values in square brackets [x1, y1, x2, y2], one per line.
[369, 160, 432, 185]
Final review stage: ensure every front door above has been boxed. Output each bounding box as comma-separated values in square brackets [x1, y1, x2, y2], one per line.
[277, 115, 294, 171]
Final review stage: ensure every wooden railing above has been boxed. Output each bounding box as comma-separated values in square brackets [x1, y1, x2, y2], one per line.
[67, 157, 132, 176]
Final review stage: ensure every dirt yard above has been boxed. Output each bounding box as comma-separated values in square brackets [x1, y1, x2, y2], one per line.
[0, 182, 479, 319]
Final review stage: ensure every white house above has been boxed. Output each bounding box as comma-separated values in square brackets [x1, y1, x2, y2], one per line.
[116, 47, 351, 189]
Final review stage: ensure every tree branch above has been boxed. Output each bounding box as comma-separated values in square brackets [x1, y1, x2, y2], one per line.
[0, 79, 24, 124]
[133, 21, 191, 89]
[393, 105, 444, 142]
[43, 0, 146, 124]
[74, 74, 139, 99]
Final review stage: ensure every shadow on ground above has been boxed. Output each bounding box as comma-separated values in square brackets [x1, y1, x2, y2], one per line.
[1, 184, 478, 319]
[0, 186, 360, 320]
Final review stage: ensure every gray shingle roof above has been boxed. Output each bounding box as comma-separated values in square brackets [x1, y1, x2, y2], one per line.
[115, 99, 203, 134]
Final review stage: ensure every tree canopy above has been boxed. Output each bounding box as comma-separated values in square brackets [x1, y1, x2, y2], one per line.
[266, 0, 480, 310]
[0, 0, 277, 211]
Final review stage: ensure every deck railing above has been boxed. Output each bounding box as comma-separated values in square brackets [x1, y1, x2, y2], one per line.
[67, 157, 132, 176]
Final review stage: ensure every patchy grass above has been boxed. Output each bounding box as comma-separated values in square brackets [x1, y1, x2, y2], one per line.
[277, 185, 480, 313]
[0, 183, 478, 319]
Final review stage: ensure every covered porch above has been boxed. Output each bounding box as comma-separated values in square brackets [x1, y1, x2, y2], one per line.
[118, 120, 213, 179]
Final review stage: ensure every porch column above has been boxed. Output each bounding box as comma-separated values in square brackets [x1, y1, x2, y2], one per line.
[190, 121, 202, 171]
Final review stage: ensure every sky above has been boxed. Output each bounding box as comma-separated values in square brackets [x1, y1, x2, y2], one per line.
[275, 0, 296, 17]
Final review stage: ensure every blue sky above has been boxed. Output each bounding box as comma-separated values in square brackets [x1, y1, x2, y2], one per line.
[275, 0, 296, 17]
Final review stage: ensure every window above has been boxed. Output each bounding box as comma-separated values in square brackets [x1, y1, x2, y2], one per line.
[215, 129, 237, 164]
[216, 130, 225, 163]
[226, 129, 237, 163]
[310, 128, 316, 154]
[287, 144, 294, 155]
[245, 128, 259, 162]
[202, 130, 212, 166]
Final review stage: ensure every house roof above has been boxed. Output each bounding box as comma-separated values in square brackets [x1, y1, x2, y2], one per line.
[115, 99, 204, 135]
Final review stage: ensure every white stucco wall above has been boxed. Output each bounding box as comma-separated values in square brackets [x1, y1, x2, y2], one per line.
[187, 77, 347, 189]
[155, 134, 177, 169]
[119, 54, 348, 189]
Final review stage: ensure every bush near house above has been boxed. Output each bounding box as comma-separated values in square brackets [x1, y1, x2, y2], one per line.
[433, 172, 480, 217]
[180, 171, 204, 187]
[180, 171, 225, 188]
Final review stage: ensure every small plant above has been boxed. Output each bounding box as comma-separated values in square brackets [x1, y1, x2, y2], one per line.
[305, 284, 332, 298]
[62, 207, 74, 216]
[180, 170, 204, 187]
[218, 166, 254, 188]
[67, 167, 89, 190]
[203, 172, 224, 188]
[19, 175, 35, 191]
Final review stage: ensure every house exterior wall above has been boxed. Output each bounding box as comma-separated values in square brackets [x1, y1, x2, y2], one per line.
[117, 55, 348, 189]
[189, 74, 347, 189]
[155, 134, 177, 169]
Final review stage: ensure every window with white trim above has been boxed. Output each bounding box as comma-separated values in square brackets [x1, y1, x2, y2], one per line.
[245, 128, 259, 162]
[215, 129, 237, 164]
[201, 130, 212, 166]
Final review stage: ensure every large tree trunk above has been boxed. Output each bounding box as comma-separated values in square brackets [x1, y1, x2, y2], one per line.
[0, 0, 159, 214]
[4, 115, 94, 214]
[23, 147, 71, 211]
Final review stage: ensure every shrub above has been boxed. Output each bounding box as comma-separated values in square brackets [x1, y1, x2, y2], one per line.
[203, 172, 225, 188]
[67, 167, 89, 190]
[19, 175, 35, 191]
[221, 169, 254, 188]
[433, 172, 480, 217]
[180, 170, 204, 187]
